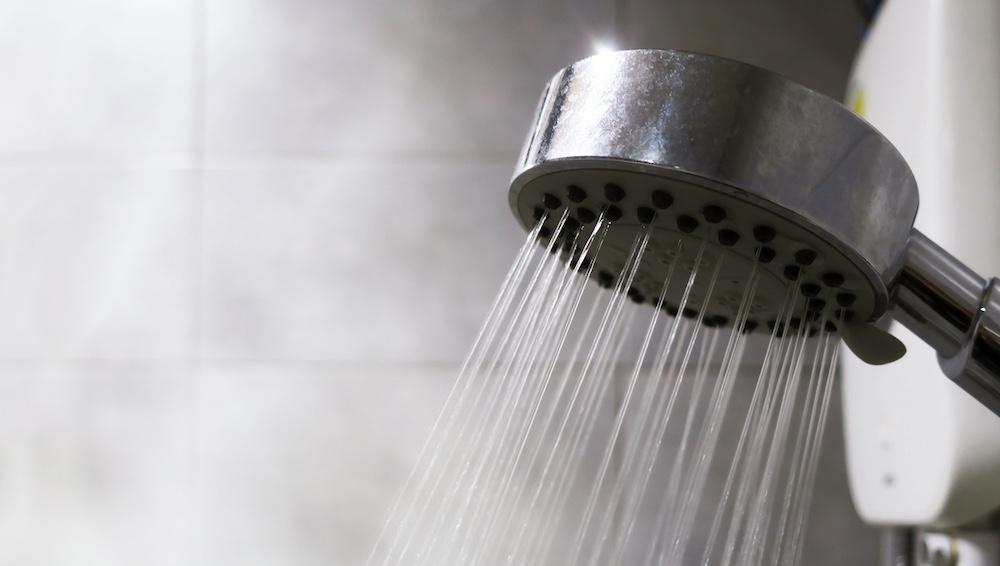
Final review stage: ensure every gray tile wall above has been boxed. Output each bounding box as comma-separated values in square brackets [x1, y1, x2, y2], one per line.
[615, 0, 865, 98]
[0, 0, 875, 564]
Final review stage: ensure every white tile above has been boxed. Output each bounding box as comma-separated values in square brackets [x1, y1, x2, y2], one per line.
[195, 362, 454, 566]
[204, 0, 613, 158]
[0, 0, 197, 158]
[0, 167, 194, 360]
[0, 362, 195, 566]
[200, 163, 525, 362]
[195, 361, 616, 566]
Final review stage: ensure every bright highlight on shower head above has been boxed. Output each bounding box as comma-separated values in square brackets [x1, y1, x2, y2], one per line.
[509, 49, 917, 330]
[509, 49, 1000, 416]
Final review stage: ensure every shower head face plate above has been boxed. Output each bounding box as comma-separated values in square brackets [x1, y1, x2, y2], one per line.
[514, 164, 875, 325]
[509, 49, 919, 324]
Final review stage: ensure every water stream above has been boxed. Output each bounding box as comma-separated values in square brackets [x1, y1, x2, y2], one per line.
[367, 217, 842, 566]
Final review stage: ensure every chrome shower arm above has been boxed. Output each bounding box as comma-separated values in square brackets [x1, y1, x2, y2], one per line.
[891, 230, 1000, 416]
[892, 231, 987, 358]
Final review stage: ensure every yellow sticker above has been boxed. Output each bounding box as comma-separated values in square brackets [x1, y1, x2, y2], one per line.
[850, 88, 866, 117]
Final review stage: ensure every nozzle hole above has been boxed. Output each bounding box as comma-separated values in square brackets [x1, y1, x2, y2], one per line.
[800, 283, 821, 297]
[702, 205, 727, 224]
[676, 215, 699, 233]
[542, 193, 562, 210]
[783, 265, 801, 281]
[576, 207, 596, 224]
[604, 205, 623, 222]
[718, 229, 740, 247]
[566, 185, 587, 203]
[794, 249, 818, 266]
[768, 319, 786, 337]
[627, 288, 645, 304]
[597, 271, 614, 288]
[755, 246, 776, 264]
[604, 183, 626, 202]
[637, 206, 656, 224]
[753, 225, 777, 243]
[807, 298, 826, 312]
[651, 190, 674, 209]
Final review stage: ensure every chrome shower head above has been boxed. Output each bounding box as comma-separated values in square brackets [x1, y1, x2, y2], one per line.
[509, 49, 917, 328]
[508, 49, 1000, 416]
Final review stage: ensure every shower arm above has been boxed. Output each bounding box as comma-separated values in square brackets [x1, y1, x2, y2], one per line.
[890, 230, 1000, 415]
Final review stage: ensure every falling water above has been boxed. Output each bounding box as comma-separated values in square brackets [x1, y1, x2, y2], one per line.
[367, 215, 843, 566]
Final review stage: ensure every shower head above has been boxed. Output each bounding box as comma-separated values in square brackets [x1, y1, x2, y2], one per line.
[508, 49, 1000, 416]
[509, 49, 917, 327]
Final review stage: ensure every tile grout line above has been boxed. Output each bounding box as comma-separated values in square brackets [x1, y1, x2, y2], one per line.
[189, 0, 207, 561]
[192, 0, 207, 365]
[0, 357, 783, 374]
[0, 151, 517, 169]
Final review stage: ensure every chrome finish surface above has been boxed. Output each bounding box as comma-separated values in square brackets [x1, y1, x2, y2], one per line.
[880, 528, 916, 566]
[939, 277, 1000, 416]
[511, 49, 919, 317]
[895, 232, 1000, 416]
[892, 231, 987, 359]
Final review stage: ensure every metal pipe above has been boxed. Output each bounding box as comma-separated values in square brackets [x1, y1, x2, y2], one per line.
[891, 230, 1000, 416]
[939, 278, 1000, 416]
[879, 528, 916, 566]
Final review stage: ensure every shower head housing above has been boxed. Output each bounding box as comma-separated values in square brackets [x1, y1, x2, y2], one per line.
[508, 49, 918, 328]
